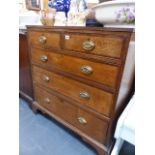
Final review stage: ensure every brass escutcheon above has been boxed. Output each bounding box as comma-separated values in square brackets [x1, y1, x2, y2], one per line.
[38, 36, 47, 44]
[79, 91, 90, 99]
[42, 75, 50, 82]
[83, 40, 95, 51]
[44, 97, 50, 104]
[78, 117, 87, 125]
[80, 65, 93, 75]
[40, 55, 48, 62]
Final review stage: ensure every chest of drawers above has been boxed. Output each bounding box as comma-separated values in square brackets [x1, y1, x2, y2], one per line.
[27, 26, 134, 155]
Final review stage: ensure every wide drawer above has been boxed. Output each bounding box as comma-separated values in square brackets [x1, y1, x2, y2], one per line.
[28, 31, 60, 49]
[31, 48, 119, 88]
[63, 33, 124, 58]
[34, 85, 109, 144]
[32, 66, 114, 117]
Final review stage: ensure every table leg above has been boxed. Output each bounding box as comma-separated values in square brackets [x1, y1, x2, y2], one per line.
[111, 138, 124, 155]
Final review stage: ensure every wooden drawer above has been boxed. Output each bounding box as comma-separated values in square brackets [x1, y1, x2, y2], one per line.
[34, 85, 78, 125]
[32, 66, 114, 117]
[31, 48, 119, 88]
[28, 31, 60, 49]
[34, 85, 109, 144]
[63, 33, 124, 58]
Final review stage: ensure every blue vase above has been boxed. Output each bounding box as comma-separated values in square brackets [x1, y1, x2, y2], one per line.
[48, 0, 70, 16]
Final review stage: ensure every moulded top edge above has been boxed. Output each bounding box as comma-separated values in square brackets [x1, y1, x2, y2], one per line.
[26, 25, 134, 33]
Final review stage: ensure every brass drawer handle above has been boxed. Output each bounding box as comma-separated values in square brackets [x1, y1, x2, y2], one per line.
[44, 97, 50, 104]
[78, 117, 87, 125]
[38, 36, 47, 44]
[80, 65, 93, 75]
[42, 75, 50, 82]
[83, 40, 95, 51]
[79, 91, 90, 100]
[40, 55, 48, 62]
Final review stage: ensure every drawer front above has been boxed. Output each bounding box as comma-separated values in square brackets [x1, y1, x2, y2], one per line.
[32, 66, 114, 117]
[31, 48, 119, 88]
[34, 85, 108, 143]
[34, 85, 78, 125]
[63, 33, 124, 58]
[28, 31, 60, 49]
[76, 109, 108, 143]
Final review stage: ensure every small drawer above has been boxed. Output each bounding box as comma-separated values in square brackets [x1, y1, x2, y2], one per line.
[63, 33, 124, 58]
[34, 85, 109, 144]
[31, 48, 119, 88]
[28, 31, 60, 49]
[32, 66, 114, 117]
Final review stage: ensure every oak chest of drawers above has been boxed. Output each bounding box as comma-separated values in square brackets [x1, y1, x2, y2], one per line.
[27, 26, 134, 155]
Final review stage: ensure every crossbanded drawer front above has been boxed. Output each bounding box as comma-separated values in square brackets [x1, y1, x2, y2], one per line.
[34, 85, 109, 144]
[28, 31, 60, 49]
[63, 33, 124, 58]
[32, 66, 114, 117]
[31, 48, 119, 89]
[34, 85, 78, 126]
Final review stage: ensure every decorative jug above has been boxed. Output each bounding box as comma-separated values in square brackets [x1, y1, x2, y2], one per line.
[48, 0, 70, 16]
[40, 9, 56, 26]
